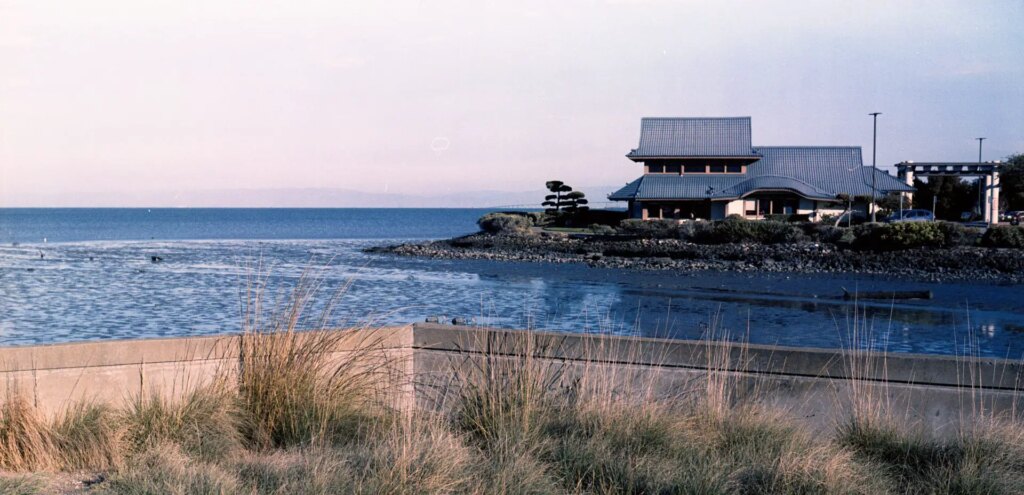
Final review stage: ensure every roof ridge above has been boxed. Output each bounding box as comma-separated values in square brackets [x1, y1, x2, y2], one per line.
[642, 116, 751, 121]
[753, 145, 861, 150]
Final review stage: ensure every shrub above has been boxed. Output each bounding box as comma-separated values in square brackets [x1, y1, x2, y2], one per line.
[526, 211, 549, 226]
[835, 223, 884, 250]
[686, 220, 805, 245]
[477, 213, 533, 235]
[982, 225, 1024, 248]
[849, 221, 977, 251]
[753, 221, 808, 244]
[935, 221, 978, 247]
[876, 222, 945, 250]
[571, 208, 627, 227]
[802, 223, 844, 244]
[588, 224, 617, 236]
[618, 219, 680, 238]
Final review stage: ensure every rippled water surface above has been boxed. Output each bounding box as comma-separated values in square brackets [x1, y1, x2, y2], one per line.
[1, 208, 1022, 357]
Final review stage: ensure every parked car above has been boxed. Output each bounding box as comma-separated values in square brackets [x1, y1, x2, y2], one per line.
[960, 211, 981, 222]
[1001, 211, 1024, 225]
[834, 211, 867, 225]
[886, 209, 934, 222]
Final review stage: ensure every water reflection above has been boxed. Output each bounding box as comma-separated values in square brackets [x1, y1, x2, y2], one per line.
[0, 239, 1021, 358]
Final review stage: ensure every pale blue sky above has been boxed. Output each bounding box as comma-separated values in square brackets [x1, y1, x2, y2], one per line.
[1, 0, 1021, 205]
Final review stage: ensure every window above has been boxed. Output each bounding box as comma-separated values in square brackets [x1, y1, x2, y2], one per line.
[648, 163, 664, 173]
[753, 195, 799, 216]
[665, 164, 681, 174]
[709, 164, 726, 173]
[684, 163, 705, 173]
[744, 200, 757, 216]
[726, 164, 743, 173]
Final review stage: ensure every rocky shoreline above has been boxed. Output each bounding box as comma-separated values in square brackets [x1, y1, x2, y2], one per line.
[367, 232, 1024, 284]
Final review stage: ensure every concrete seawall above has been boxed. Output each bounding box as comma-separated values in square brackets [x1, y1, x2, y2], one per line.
[2, 324, 1020, 433]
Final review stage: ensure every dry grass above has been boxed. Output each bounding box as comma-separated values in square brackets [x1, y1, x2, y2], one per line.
[237, 266, 394, 450]
[120, 381, 242, 462]
[0, 391, 57, 472]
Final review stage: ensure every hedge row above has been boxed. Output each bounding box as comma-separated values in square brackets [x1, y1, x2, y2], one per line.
[619, 218, 807, 245]
[479, 213, 1024, 250]
[982, 225, 1024, 248]
[616, 218, 1005, 250]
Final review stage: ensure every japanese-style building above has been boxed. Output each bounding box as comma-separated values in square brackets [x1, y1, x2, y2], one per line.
[609, 117, 913, 220]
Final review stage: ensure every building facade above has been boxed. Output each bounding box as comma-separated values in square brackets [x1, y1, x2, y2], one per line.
[609, 117, 913, 221]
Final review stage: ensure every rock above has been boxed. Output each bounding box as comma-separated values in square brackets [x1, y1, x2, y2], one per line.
[364, 233, 1023, 284]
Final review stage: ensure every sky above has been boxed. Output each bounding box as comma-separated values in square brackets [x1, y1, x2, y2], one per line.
[1, 0, 1022, 206]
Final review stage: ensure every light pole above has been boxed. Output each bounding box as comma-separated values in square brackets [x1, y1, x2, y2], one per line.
[977, 137, 986, 220]
[869, 112, 881, 223]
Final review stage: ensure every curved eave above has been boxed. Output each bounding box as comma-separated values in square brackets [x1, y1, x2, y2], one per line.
[625, 153, 762, 162]
[735, 188, 835, 201]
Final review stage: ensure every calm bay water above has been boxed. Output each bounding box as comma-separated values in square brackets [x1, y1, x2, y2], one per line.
[1, 208, 1022, 357]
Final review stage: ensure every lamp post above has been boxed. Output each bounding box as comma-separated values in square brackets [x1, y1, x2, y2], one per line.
[869, 112, 881, 223]
[977, 137, 986, 220]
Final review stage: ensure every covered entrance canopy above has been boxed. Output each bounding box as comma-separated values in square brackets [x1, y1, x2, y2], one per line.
[895, 162, 1001, 224]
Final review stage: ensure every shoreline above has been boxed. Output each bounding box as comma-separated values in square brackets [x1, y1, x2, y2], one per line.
[367, 232, 1024, 284]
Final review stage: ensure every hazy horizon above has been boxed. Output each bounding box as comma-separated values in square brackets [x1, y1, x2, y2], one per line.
[2, 0, 1022, 207]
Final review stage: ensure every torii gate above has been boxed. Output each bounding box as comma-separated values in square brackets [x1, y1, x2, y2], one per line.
[895, 161, 1002, 224]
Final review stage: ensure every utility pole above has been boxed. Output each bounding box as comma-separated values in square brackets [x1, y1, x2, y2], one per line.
[869, 113, 881, 223]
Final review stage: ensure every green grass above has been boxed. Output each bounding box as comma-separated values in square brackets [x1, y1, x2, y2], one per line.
[541, 227, 592, 233]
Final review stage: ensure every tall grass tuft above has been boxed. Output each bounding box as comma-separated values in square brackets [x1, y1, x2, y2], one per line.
[96, 443, 239, 495]
[237, 268, 391, 449]
[0, 390, 56, 471]
[51, 402, 122, 471]
[838, 417, 1024, 494]
[120, 381, 242, 462]
[352, 414, 473, 494]
[450, 331, 568, 449]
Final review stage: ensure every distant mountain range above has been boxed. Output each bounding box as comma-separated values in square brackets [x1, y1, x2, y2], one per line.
[3, 186, 626, 208]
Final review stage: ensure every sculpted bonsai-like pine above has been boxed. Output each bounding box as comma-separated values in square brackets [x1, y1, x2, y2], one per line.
[542, 180, 574, 213]
[563, 190, 589, 213]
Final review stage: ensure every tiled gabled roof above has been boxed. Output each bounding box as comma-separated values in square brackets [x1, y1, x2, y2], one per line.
[608, 145, 913, 201]
[626, 117, 758, 159]
[751, 146, 912, 197]
[608, 175, 745, 200]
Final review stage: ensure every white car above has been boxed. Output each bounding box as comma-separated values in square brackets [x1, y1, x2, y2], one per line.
[887, 209, 935, 222]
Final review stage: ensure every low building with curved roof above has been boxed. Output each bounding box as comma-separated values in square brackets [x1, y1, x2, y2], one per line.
[610, 117, 913, 220]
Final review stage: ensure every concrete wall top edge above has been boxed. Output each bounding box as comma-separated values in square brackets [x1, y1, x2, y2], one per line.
[0, 326, 412, 372]
[411, 324, 1024, 390]
[1, 323, 1018, 391]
